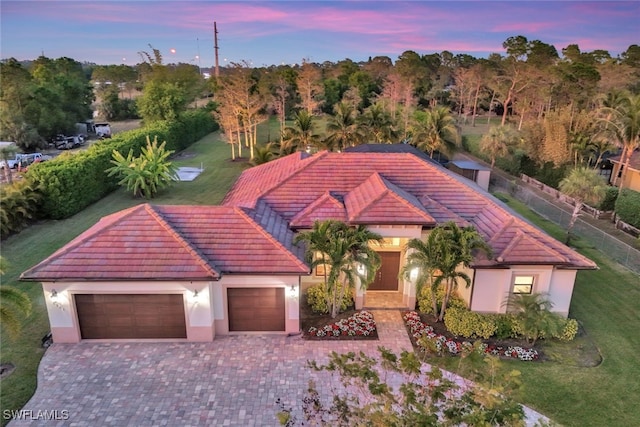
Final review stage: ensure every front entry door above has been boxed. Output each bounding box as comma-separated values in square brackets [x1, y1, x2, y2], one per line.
[368, 252, 401, 291]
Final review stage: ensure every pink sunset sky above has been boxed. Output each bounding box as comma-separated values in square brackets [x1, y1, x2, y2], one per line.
[1, 1, 638, 66]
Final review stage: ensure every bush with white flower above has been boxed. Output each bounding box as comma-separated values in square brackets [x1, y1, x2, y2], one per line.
[403, 311, 539, 362]
[308, 310, 377, 338]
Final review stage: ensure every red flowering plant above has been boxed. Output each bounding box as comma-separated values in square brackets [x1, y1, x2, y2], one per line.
[308, 310, 377, 338]
[403, 311, 539, 362]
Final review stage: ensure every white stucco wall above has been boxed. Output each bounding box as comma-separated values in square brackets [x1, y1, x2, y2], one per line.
[469, 266, 577, 317]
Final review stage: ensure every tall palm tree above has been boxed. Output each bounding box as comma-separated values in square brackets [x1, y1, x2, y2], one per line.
[323, 102, 363, 151]
[358, 103, 397, 143]
[417, 222, 492, 322]
[402, 231, 443, 317]
[599, 92, 640, 189]
[0, 257, 32, 341]
[479, 125, 519, 168]
[295, 220, 383, 318]
[280, 110, 320, 155]
[411, 106, 461, 159]
[559, 167, 607, 244]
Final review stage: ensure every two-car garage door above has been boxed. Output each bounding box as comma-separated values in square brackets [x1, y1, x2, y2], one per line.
[75, 294, 187, 339]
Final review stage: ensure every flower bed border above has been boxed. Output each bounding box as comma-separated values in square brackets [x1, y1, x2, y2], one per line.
[403, 311, 539, 362]
[306, 310, 377, 340]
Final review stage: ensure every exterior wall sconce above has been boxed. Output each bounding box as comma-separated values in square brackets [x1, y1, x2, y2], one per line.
[50, 289, 58, 300]
[357, 264, 366, 275]
[50, 289, 64, 310]
[288, 285, 298, 298]
[190, 290, 199, 303]
[410, 268, 419, 281]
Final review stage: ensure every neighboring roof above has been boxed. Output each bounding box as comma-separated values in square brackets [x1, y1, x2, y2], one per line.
[224, 149, 596, 269]
[449, 160, 491, 171]
[609, 149, 640, 171]
[21, 204, 308, 282]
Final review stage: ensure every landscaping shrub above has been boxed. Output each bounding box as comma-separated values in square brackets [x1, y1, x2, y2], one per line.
[443, 307, 497, 339]
[555, 318, 579, 341]
[597, 186, 618, 211]
[615, 188, 640, 228]
[27, 110, 217, 219]
[417, 286, 466, 316]
[306, 283, 352, 315]
[0, 179, 41, 239]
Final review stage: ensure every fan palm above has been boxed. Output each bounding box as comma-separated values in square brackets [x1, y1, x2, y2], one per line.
[480, 125, 519, 168]
[280, 110, 320, 155]
[504, 293, 564, 345]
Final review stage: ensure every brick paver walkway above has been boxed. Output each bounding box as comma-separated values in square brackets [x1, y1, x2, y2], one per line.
[11, 310, 546, 426]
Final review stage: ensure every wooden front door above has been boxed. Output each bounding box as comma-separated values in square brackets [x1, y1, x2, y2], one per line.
[227, 288, 285, 332]
[75, 294, 187, 339]
[368, 252, 401, 291]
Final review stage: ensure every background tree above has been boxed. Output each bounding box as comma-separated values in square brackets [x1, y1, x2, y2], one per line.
[280, 110, 320, 154]
[294, 220, 383, 318]
[106, 135, 178, 199]
[296, 59, 323, 114]
[480, 125, 519, 168]
[323, 102, 363, 151]
[410, 106, 460, 158]
[559, 167, 607, 244]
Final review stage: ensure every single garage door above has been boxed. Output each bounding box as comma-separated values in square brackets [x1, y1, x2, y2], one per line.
[75, 294, 187, 339]
[228, 288, 285, 332]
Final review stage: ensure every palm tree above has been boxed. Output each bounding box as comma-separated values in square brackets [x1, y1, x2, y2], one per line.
[358, 103, 397, 143]
[411, 106, 461, 159]
[280, 110, 320, 155]
[249, 143, 276, 166]
[599, 92, 640, 189]
[431, 222, 491, 321]
[295, 220, 383, 318]
[402, 231, 443, 317]
[0, 257, 32, 341]
[504, 293, 564, 346]
[323, 102, 363, 151]
[559, 167, 607, 244]
[479, 125, 519, 168]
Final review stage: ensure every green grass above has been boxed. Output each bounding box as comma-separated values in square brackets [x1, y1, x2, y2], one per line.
[0, 130, 246, 421]
[481, 194, 640, 426]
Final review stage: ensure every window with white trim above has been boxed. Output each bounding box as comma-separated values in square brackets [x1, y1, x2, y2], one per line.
[512, 275, 535, 294]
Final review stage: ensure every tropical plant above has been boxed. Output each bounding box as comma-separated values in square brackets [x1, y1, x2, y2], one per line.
[405, 222, 491, 322]
[358, 102, 397, 143]
[249, 143, 276, 166]
[323, 102, 363, 151]
[0, 179, 41, 238]
[106, 135, 178, 199]
[411, 106, 461, 158]
[0, 257, 32, 341]
[480, 125, 519, 168]
[558, 167, 607, 244]
[294, 220, 383, 318]
[503, 293, 564, 346]
[280, 110, 320, 155]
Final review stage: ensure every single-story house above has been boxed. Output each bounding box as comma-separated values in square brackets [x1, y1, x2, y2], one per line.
[609, 148, 640, 192]
[22, 147, 596, 343]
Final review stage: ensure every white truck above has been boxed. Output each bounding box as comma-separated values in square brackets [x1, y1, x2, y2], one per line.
[0, 153, 51, 169]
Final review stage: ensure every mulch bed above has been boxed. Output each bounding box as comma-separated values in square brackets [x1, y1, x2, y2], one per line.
[301, 306, 379, 340]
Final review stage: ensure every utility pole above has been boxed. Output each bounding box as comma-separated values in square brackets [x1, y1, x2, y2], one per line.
[214, 21, 220, 79]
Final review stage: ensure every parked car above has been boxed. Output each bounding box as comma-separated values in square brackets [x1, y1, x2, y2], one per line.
[52, 134, 85, 150]
[95, 123, 111, 139]
[0, 152, 51, 169]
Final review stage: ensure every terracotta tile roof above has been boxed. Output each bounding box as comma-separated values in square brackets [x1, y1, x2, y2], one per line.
[21, 204, 308, 281]
[225, 150, 596, 269]
[290, 192, 347, 228]
[344, 173, 436, 225]
[21, 204, 220, 281]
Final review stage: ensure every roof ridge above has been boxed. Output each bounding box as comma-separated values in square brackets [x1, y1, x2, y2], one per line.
[143, 205, 221, 278]
[345, 173, 388, 221]
[235, 207, 309, 272]
[290, 191, 344, 225]
[499, 229, 569, 264]
[378, 175, 435, 223]
[259, 151, 330, 201]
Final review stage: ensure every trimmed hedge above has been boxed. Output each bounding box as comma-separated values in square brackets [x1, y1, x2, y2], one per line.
[615, 188, 640, 228]
[597, 186, 619, 211]
[417, 286, 467, 316]
[27, 110, 217, 219]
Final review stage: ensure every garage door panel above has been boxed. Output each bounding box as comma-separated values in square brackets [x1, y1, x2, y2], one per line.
[75, 294, 187, 339]
[228, 288, 285, 332]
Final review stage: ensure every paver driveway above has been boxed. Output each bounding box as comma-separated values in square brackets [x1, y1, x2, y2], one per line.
[11, 311, 547, 426]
